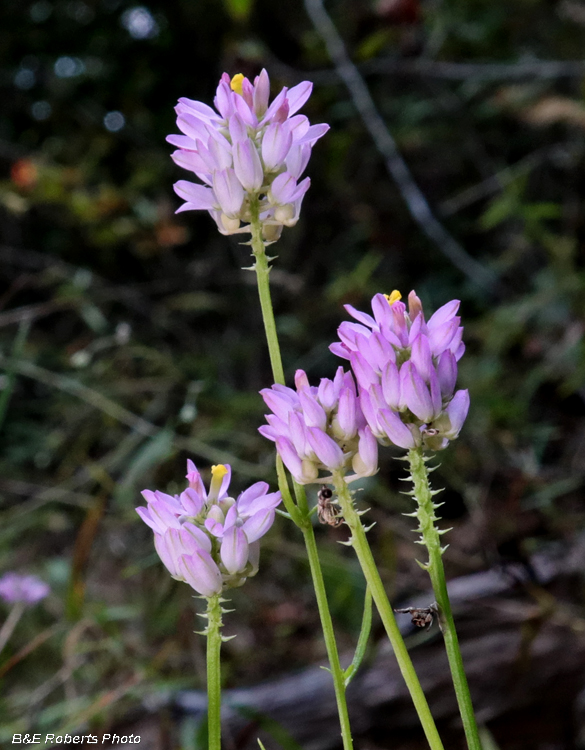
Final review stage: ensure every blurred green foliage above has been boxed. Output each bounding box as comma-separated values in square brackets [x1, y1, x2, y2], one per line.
[1, 0, 585, 743]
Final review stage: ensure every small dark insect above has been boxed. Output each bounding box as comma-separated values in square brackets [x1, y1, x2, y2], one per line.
[317, 485, 343, 527]
[394, 602, 439, 630]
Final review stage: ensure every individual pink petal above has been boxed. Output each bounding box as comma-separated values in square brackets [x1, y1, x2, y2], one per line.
[178, 550, 223, 597]
[378, 409, 418, 450]
[212, 169, 244, 217]
[236, 481, 270, 515]
[136, 506, 160, 534]
[410, 334, 433, 382]
[307, 427, 345, 470]
[400, 361, 435, 422]
[173, 180, 216, 210]
[253, 69, 270, 117]
[179, 488, 204, 516]
[220, 526, 249, 574]
[428, 299, 460, 329]
[233, 139, 263, 191]
[344, 304, 377, 329]
[242, 508, 276, 543]
[262, 123, 293, 171]
[297, 123, 330, 145]
[443, 389, 470, 438]
[177, 97, 221, 123]
[286, 80, 313, 115]
[177, 113, 210, 143]
[299, 390, 327, 430]
[352, 427, 378, 477]
[166, 134, 198, 151]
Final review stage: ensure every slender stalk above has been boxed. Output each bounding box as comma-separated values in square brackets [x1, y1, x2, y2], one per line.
[249, 214, 354, 750]
[0, 601, 26, 656]
[301, 520, 355, 750]
[250, 205, 285, 387]
[205, 594, 223, 750]
[407, 447, 481, 750]
[332, 470, 445, 750]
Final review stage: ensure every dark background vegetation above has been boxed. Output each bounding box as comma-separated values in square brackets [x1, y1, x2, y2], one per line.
[2, 0, 585, 746]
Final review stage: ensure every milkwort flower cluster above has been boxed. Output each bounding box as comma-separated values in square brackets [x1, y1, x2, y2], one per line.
[259, 368, 378, 485]
[331, 291, 469, 451]
[136, 461, 281, 597]
[0, 573, 50, 605]
[168, 70, 329, 240]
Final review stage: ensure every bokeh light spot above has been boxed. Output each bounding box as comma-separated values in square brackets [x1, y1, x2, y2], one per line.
[104, 111, 125, 132]
[54, 56, 85, 78]
[121, 6, 159, 39]
[31, 100, 52, 120]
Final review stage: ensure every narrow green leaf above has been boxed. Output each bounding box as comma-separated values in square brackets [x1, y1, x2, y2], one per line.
[344, 585, 372, 687]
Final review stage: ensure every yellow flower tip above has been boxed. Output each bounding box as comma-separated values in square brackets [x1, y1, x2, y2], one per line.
[211, 464, 229, 479]
[384, 290, 402, 306]
[230, 73, 245, 95]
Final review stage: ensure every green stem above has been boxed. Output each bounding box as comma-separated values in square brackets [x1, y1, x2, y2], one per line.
[301, 521, 355, 750]
[205, 595, 223, 750]
[332, 471, 445, 750]
[250, 207, 285, 386]
[407, 447, 481, 750]
[250, 214, 354, 750]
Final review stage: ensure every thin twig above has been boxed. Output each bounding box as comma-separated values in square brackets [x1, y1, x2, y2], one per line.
[266, 53, 585, 87]
[439, 144, 573, 216]
[361, 57, 585, 82]
[303, 0, 501, 294]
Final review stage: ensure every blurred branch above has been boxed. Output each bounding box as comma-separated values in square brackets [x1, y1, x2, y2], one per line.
[360, 58, 585, 82]
[439, 144, 573, 216]
[269, 54, 585, 87]
[303, 0, 502, 295]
